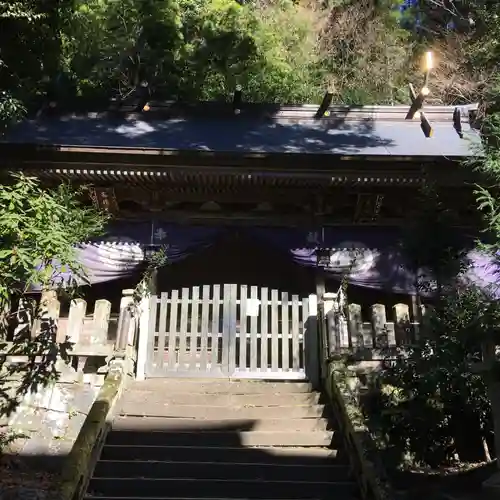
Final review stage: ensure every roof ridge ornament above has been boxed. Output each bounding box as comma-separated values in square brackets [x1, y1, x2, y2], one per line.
[453, 107, 463, 138]
[315, 91, 333, 119]
[233, 85, 242, 115]
[405, 51, 434, 138]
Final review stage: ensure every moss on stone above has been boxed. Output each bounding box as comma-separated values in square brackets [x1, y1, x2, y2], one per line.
[324, 360, 393, 500]
[56, 368, 124, 500]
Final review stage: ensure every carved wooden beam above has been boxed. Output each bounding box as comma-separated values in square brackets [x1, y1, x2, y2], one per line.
[353, 193, 384, 223]
[89, 187, 118, 214]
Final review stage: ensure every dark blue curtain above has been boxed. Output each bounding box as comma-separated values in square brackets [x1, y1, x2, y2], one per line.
[244, 226, 417, 293]
[34, 221, 500, 296]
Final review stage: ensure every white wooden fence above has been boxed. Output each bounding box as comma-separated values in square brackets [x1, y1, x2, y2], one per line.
[138, 284, 318, 382]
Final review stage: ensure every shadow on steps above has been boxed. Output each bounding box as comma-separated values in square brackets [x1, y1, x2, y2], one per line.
[85, 379, 359, 499]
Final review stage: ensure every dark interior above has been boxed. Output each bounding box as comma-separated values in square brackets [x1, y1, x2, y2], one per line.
[155, 231, 315, 296]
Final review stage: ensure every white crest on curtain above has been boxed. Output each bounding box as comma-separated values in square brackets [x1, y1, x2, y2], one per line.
[329, 241, 376, 276]
[95, 236, 144, 268]
[76, 236, 146, 283]
[154, 228, 168, 242]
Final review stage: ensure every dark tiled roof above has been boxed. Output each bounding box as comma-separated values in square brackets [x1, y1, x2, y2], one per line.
[2, 104, 481, 158]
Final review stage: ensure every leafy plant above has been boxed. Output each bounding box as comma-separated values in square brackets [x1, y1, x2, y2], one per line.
[366, 286, 497, 468]
[0, 174, 107, 416]
[0, 174, 107, 307]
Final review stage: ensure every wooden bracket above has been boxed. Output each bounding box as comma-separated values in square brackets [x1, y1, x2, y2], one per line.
[233, 85, 242, 114]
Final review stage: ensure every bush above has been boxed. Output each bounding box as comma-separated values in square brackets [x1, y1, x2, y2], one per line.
[363, 286, 498, 468]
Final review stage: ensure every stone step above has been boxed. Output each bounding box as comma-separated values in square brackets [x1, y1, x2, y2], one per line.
[112, 416, 331, 432]
[106, 430, 334, 447]
[93, 460, 351, 482]
[118, 404, 329, 419]
[118, 392, 321, 409]
[100, 445, 345, 464]
[127, 380, 314, 394]
[86, 477, 358, 499]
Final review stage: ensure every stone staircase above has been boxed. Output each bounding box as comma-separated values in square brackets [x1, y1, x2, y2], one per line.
[84, 379, 359, 500]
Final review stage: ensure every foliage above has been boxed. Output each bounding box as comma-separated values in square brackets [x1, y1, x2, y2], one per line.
[365, 285, 498, 468]
[1, 0, 499, 114]
[58, 0, 413, 104]
[133, 246, 169, 303]
[0, 92, 25, 133]
[59, 0, 325, 103]
[0, 428, 28, 457]
[425, 1, 500, 104]
[471, 97, 500, 253]
[0, 174, 107, 418]
[0, 174, 107, 322]
[0, 1, 42, 129]
[400, 180, 470, 295]
[318, 0, 414, 104]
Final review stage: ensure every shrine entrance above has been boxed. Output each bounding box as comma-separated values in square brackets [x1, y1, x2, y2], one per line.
[144, 232, 318, 380]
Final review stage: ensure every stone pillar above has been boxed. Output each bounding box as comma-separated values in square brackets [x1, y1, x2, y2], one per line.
[393, 303, 410, 345]
[371, 304, 387, 348]
[67, 299, 87, 344]
[91, 299, 111, 345]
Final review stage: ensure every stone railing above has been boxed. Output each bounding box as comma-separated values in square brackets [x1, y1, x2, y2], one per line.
[323, 291, 423, 358]
[2, 289, 140, 381]
[0, 290, 138, 500]
[323, 360, 394, 500]
[319, 290, 400, 500]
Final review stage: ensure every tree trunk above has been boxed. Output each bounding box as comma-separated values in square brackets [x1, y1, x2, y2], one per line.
[487, 380, 500, 465]
[482, 435, 492, 462]
[482, 339, 500, 466]
[0, 296, 10, 340]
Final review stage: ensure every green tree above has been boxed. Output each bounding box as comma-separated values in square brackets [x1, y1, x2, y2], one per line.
[369, 285, 496, 468]
[318, 0, 414, 104]
[0, 1, 41, 129]
[467, 76, 500, 471]
[61, 0, 326, 103]
[0, 174, 107, 304]
[0, 174, 107, 415]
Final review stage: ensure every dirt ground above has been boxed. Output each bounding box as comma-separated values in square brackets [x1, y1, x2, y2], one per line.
[392, 461, 497, 499]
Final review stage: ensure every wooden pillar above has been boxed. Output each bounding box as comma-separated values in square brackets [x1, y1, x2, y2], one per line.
[323, 292, 338, 356]
[411, 294, 421, 339]
[315, 269, 327, 376]
[148, 269, 158, 296]
[393, 303, 410, 345]
[306, 294, 320, 389]
[315, 268, 326, 302]
[32, 290, 61, 341]
[136, 293, 152, 381]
